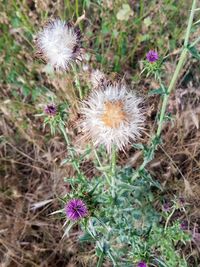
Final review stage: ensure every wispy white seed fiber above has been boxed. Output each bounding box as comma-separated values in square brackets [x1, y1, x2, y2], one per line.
[81, 83, 145, 152]
[36, 19, 81, 71]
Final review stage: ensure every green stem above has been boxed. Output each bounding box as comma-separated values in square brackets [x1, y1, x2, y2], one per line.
[94, 148, 111, 186]
[133, 0, 197, 179]
[110, 146, 116, 198]
[184, 0, 197, 47]
[75, 0, 79, 19]
[157, 0, 196, 138]
[190, 36, 200, 48]
[87, 220, 117, 266]
[111, 146, 116, 175]
[156, 48, 187, 137]
[107, 251, 117, 266]
[59, 124, 81, 174]
[87, 226, 103, 250]
[87, 220, 104, 251]
[65, 0, 71, 15]
[59, 123, 70, 146]
[140, 0, 144, 18]
[13, 0, 34, 33]
[97, 251, 105, 267]
[72, 65, 83, 99]
[164, 206, 176, 232]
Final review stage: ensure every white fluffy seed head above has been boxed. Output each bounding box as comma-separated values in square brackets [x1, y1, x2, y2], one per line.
[81, 84, 145, 152]
[90, 69, 106, 88]
[36, 19, 81, 71]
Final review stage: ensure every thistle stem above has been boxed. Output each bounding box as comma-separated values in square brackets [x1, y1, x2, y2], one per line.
[155, 48, 188, 137]
[164, 206, 176, 232]
[110, 146, 116, 198]
[87, 220, 117, 266]
[59, 124, 81, 174]
[72, 65, 83, 99]
[97, 251, 105, 267]
[87, 220, 104, 252]
[139, 0, 144, 17]
[190, 36, 200, 48]
[157, 0, 196, 138]
[94, 148, 111, 186]
[133, 0, 197, 179]
[184, 0, 197, 48]
[75, 0, 79, 19]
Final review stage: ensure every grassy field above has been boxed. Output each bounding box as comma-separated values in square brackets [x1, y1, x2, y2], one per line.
[0, 0, 200, 266]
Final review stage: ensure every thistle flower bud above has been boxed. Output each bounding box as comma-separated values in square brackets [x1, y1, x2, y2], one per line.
[180, 221, 188, 230]
[44, 104, 57, 116]
[36, 19, 82, 71]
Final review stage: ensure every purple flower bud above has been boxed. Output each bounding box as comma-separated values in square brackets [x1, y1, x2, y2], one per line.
[65, 199, 88, 221]
[178, 197, 185, 206]
[146, 50, 159, 63]
[180, 221, 188, 230]
[162, 202, 171, 212]
[44, 104, 57, 116]
[137, 261, 147, 267]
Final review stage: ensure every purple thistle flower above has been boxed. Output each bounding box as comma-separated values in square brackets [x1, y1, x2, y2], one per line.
[137, 261, 147, 267]
[44, 104, 57, 116]
[146, 50, 159, 63]
[65, 199, 88, 221]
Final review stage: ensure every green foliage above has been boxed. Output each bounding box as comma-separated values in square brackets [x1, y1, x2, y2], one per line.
[142, 59, 163, 79]
[59, 157, 191, 266]
[187, 44, 200, 60]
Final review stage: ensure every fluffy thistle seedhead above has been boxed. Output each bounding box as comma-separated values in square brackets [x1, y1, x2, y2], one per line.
[81, 84, 145, 152]
[65, 199, 88, 221]
[36, 19, 82, 71]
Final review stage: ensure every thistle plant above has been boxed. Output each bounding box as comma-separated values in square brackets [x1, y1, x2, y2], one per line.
[35, 0, 200, 266]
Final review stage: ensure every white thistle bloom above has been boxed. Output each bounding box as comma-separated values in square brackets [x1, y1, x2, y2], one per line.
[36, 19, 81, 71]
[81, 84, 145, 152]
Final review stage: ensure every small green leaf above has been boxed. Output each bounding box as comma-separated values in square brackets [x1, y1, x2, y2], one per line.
[188, 45, 200, 60]
[148, 87, 166, 95]
[96, 165, 110, 172]
[60, 158, 70, 165]
[79, 232, 94, 242]
[133, 143, 145, 150]
[62, 221, 75, 238]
